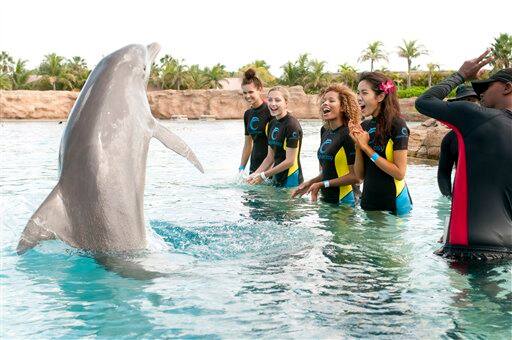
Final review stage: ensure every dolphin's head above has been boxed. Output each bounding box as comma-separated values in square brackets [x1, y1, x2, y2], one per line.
[102, 43, 161, 86]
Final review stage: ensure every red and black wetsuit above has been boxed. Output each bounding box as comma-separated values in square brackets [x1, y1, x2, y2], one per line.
[416, 72, 512, 257]
[438, 131, 457, 197]
[243, 103, 272, 174]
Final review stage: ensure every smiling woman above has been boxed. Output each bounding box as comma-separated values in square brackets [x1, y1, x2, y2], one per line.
[247, 86, 303, 188]
[239, 69, 271, 174]
[292, 83, 361, 206]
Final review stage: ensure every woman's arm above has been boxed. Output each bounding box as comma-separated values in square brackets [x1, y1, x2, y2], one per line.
[359, 142, 407, 181]
[352, 144, 365, 181]
[239, 135, 253, 170]
[292, 166, 322, 198]
[307, 165, 361, 201]
[248, 147, 297, 185]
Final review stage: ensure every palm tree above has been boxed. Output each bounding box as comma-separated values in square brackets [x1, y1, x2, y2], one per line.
[0, 73, 11, 90]
[397, 40, 428, 88]
[426, 63, 440, 87]
[0, 51, 14, 74]
[11, 59, 32, 90]
[279, 53, 311, 87]
[490, 33, 512, 69]
[338, 63, 358, 89]
[359, 41, 388, 72]
[252, 60, 270, 70]
[66, 56, 90, 89]
[159, 55, 188, 90]
[184, 64, 207, 89]
[203, 63, 228, 89]
[38, 53, 73, 90]
[306, 59, 330, 93]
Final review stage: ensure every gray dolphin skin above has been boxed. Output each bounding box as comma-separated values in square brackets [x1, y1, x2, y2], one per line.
[17, 43, 204, 255]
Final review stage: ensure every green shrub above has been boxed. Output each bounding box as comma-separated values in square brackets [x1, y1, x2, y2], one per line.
[397, 86, 427, 98]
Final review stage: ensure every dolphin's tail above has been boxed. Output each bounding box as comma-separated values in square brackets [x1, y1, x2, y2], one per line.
[153, 122, 204, 173]
[17, 185, 72, 255]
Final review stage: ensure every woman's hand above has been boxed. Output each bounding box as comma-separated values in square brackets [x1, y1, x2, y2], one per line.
[247, 172, 264, 185]
[307, 182, 323, 202]
[291, 181, 311, 198]
[350, 130, 370, 148]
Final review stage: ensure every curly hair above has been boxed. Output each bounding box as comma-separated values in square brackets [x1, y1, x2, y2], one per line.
[319, 83, 361, 127]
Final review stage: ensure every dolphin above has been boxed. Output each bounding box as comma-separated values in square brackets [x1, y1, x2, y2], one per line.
[17, 43, 203, 255]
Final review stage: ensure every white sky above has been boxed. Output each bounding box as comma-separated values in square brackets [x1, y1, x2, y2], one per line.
[1, 0, 510, 76]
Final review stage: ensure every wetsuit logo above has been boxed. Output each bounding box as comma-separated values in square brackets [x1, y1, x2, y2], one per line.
[368, 127, 376, 134]
[271, 127, 279, 140]
[290, 131, 299, 139]
[249, 117, 260, 131]
[319, 139, 332, 154]
[396, 127, 409, 139]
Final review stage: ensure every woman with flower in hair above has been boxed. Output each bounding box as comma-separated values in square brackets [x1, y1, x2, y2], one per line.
[350, 72, 412, 215]
[292, 84, 361, 206]
[239, 68, 272, 174]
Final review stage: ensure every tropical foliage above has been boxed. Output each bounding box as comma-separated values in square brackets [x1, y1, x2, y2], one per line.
[397, 40, 428, 88]
[359, 41, 388, 72]
[490, 33, 512, 69]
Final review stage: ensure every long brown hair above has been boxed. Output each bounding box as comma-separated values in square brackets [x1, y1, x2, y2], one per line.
[319, 83, 361, 127]
[358, 72, 401, 146]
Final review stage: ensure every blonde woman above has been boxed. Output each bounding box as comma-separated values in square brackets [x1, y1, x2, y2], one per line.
[247, 86, 303, 187]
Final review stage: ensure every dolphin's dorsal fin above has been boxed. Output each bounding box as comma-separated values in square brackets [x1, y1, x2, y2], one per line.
[17, 185, 72, 254]
[153, 123, 204, 173]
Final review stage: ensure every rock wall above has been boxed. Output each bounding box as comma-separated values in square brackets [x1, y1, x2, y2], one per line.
[408, 119, 450, 160]
[1, 88, 425, 121]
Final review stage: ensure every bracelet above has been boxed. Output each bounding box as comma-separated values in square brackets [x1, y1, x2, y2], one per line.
[323, 180, 330, 188]
[260, 172, 268, 181]
[239, 165, 245, 171]
[370, 152, 380, 163]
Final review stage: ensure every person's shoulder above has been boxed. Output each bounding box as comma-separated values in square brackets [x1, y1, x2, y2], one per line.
[287, 114, 302, 127]
[320, 125, 326, 135]
[392, 115, 408, 128]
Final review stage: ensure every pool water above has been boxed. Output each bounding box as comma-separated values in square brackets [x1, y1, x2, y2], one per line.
[1, 120, 510, 338]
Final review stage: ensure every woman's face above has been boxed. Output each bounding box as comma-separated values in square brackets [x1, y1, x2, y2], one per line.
[267, 90, 288, 117]
[242, 83, 262, 107]
[321, 91, 343, 123]
[357, 80, 384, 118]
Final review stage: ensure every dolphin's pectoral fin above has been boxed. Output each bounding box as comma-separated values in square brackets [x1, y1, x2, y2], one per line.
[153, 123, 204, 173]
[17, 186, 70, 255]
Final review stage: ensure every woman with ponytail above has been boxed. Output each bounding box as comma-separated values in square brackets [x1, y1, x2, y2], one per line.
[239, 68, 272, 174]
[350, 72, 413, 215]
[292, 84, 361, 206]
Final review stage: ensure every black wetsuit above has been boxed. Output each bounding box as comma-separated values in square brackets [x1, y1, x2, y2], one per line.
[267, 114, 303, 187]
[416, 72, 512, 256]
[243, 103, 272, 173]
[438, 131, 458, 197]
[318, 125, 356, 205]
[360, 116, 413, 215]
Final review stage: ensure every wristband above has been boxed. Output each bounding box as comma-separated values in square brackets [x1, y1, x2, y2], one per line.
[323, 180, 330, 188]
[260, 172, 268, 181]
[370, 152, 380, 163]
[239, 165, 245, 171]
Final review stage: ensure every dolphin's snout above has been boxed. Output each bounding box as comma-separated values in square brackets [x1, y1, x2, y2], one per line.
[147, 43, 161, 64]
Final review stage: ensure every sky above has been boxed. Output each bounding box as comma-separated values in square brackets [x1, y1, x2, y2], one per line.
[1, 0, 510, 76]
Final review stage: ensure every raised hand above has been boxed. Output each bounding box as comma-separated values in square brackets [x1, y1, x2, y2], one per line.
[458, 49, 494, 80]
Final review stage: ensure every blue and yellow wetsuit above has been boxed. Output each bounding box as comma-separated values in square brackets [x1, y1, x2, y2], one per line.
[360, 117, 413, 215]
[318, 125, 356, 206]
[243, 103, 272, 174]
[267, 114, 303, 187]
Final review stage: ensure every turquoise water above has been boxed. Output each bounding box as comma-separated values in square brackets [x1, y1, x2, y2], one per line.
[1, 120, 510, 338]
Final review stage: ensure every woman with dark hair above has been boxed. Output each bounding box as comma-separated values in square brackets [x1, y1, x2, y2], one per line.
[350, 72, 413, 215]
[292, 83, 361, 206]
[239, 69, 272, 174]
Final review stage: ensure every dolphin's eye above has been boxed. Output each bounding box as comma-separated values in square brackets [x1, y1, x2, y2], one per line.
[143, 66, 146, 72]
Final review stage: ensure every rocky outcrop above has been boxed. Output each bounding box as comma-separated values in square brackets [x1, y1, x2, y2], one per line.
[408, 119, 450, 160]
[1, 88, 425, 121]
